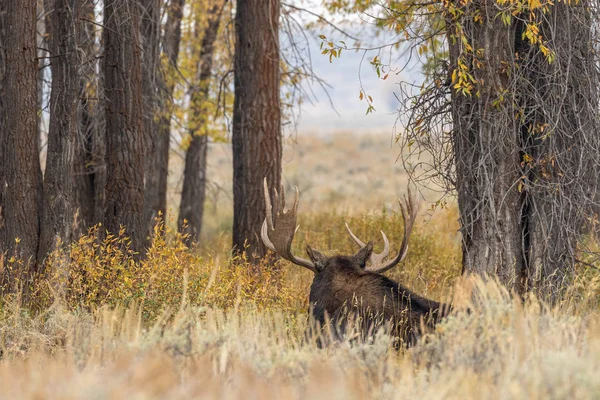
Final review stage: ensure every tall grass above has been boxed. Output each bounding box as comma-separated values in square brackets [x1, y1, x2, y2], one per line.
[2, 133, 600, 398]
[1, 277, 599, 399]
[1, 203, 600, 398]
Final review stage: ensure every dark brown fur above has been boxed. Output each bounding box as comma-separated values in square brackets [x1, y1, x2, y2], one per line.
[260, 180, 449, 348]
[305, 245, 448, 348]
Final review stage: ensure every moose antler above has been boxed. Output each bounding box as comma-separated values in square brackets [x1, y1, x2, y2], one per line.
[345, 187, 419, 273]
[261, 178, 316, 273]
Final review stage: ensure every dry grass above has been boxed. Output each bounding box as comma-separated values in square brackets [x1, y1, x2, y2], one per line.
[171, 132, 443, 240]
[2, 133, 600, 398]
[1, 276, 600, 399]
[2, 205, 599, 399]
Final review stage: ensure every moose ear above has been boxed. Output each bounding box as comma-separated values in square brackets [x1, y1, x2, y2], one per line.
[306, 246, 327, 272]
[353, 241, 373, 268]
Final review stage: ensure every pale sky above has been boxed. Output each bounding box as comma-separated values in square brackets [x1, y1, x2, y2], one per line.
[285, 1, 422, 136]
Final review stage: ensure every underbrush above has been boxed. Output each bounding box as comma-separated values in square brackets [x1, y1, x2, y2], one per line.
[1, 206, 462, 320]
[1, 207, 600, 398]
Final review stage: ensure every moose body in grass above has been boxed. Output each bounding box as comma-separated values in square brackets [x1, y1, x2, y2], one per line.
[261, 179, 450, 348]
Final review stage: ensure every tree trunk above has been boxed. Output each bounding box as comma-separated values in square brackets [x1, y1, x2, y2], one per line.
[73, 0, 104, 235]
[151, 0, 185, 231]
[178, 3, 224, 246]
[0, 6, 5, 227]
[37, 0, 47, 152]
[521, 3, 598, 296]
[140, 0, 163, 240]
[448, 3, 525, 289]
[163, 0, 185, 81]
[103, 0, 145, 255]
[448, 2, 599, 298]
[0, 0, 43, 286]
[232, 0, 282, 262]
[37, 0, 79, 262]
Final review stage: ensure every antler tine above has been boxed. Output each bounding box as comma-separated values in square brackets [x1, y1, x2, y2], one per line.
[345, 223, 391, 265]
[262, 178, 277, 252]
[379, 231, 390, 257]
[345, 222, 367, 247]
[261, 178, 316, 273]
[273, 186, 280, 219]
[263, 178, 274, 230]
[365, 189, 420, 273]
[261, 220, 277, 252]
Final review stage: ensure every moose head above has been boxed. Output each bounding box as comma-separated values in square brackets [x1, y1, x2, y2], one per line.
[261, 179, 449, 347]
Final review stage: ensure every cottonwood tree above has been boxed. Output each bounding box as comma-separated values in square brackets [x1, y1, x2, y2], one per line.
[103, 0, 145, 255]
[323, 0, 600, 298]
[178, 1, 227, 246]
[37, 0, 80, 262]
[232, 0, 283, 261]
[149, 0, 186, 234]
[443, 1, 600, 297]
[0, 0, 43, 289]
[73, 0, 105, 233]
[140, 0, 165, 240]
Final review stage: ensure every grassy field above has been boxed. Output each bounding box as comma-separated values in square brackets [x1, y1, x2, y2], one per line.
[2, 133, 600, 399]
[170, 132, 447, 242]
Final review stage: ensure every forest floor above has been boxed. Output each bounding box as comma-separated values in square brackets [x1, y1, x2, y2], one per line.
[1, 133, 600, 399]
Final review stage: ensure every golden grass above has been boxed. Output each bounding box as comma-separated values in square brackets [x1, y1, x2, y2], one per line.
[1, 275, 600, 399]
[2, 133, 600, 398]
[1, 205, 600, 398]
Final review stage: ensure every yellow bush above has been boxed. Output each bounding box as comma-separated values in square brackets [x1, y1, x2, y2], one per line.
[35, 219, 308, 321]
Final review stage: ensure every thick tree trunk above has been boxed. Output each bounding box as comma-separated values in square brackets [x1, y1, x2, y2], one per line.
[37, 0, 79, 262]
[73, 0, 104, 234]
[103, 0, 145, 255]
[522, 3, 598, 296]
[140, 0, 164, 240]
[0, 0, 43, 286]
[0, 6, 5, 219]
[232, 0, 282, 262]
[448, 2, 598, 298]
[178, 3, 224, 246]
[448, 3, 525, 289]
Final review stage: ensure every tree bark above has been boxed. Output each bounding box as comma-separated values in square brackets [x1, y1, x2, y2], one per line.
[163, 0, 185, 77]
[73, 0, 104, 235]
[178, 2, 224, 246]
[103, 0, 145, 255]
[448, 3, 525, 289]
[521, 3, 597, 296]
[150, 0, 185, 230]
[140, 0, 164, 240]
[38, 0, 48, 151]
[37, 0, 79, 263]
[0, 0, 43, 286]
[0, 6, 5, 221]
[232, 0, 282, 262]
[448, 2, 599, 298]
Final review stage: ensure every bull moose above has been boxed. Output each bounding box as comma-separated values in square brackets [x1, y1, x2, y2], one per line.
[261, 179, 450, 347]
